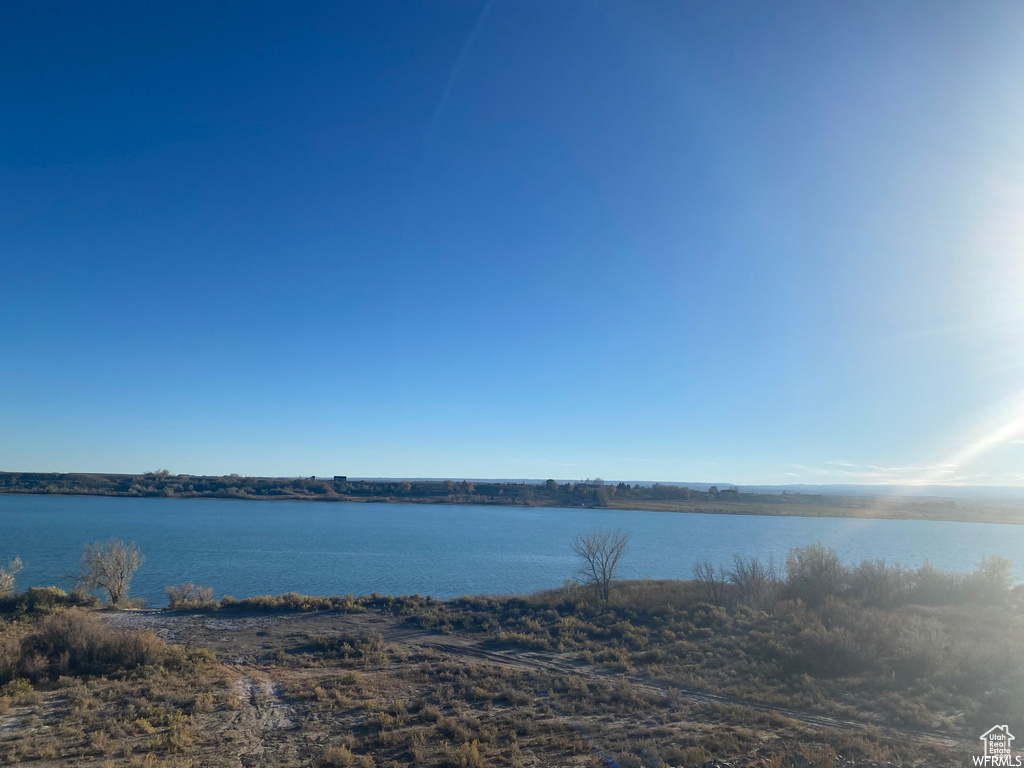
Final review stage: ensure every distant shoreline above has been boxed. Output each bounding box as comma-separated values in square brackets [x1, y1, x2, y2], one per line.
[2, 471, 1023, 525]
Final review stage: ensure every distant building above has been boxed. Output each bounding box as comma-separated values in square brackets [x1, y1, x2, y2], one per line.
[334, 476, 348, 482]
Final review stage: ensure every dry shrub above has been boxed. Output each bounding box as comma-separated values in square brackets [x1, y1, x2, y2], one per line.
[798, 743, 839, 768]
[166, 722, 195, 753]
[0, 634, 19, 680]
[224, 592, 364, 612]
[9, 609, 165, 682]
[789, 599, 949, 680]
[668, 745, 709, 767]
[165, 582, 216, 610]
[149, 722, 195, 753]
[612, 578, 704, 612]
[0, 585, 98, 615]
[322, 745, 355, 767]
[91, 729, 114, 754]
[192, 691, 215, 713]
[786, 544, 844, 606]
[829, 732, 889, 762]
[451, 739, 484, 768]
[848, 559, 911, 607]
[1, 678, 33, 704]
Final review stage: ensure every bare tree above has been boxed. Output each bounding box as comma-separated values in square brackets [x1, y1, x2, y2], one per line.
[572, 528, 631, 602]
[0, 557, 23, 597]
[76, 540, 144, 605]
[693, 560, 727, 605]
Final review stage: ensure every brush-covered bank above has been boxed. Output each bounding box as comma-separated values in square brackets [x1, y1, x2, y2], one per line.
[1, 546, 1017, 767]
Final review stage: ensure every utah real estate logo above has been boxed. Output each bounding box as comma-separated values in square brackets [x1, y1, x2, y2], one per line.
[975, 725, 1020, 766]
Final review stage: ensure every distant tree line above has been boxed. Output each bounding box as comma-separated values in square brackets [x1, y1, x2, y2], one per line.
[0, 472, 742, 506]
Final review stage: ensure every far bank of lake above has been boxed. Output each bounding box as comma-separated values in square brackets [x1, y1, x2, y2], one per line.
[4, 472, 1022, 524]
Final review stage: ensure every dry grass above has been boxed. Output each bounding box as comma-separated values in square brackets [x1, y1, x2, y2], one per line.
[0, 608, 226, 766]
[0, 573, 988, 767]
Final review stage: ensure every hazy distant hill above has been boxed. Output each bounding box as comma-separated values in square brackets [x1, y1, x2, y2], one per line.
[735, 484, 1024, 505]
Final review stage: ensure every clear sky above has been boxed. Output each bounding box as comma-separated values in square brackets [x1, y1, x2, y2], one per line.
[3, 2, 1024, 485]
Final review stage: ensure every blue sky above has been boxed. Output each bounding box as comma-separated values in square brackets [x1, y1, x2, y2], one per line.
[3, 1, 1024, 485]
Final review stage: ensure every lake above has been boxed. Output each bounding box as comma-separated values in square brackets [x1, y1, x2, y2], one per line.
[2, 494, 1021, 606]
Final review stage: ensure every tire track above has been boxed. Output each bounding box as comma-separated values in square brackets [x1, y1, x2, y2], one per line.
[393, 632, 965, 750]
[224, 666, 300, 768]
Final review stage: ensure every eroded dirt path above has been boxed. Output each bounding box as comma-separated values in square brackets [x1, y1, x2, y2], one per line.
[222, 665, 302, 767]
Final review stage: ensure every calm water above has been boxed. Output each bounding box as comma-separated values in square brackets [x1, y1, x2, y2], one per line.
[2, 494, 1022, 607]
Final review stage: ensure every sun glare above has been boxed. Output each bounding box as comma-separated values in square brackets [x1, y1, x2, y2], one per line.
[916, 390, 1024, 486]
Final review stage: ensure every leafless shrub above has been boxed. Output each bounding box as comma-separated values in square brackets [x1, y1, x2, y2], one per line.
[891, 614, 948, 680]
[785, 543, 845, 606]
[693, 561, 727, 605]
[728, 554, 781, 610]
[848, 559, 911, 608]
[814, 553, 1014, 608]
[910, 560, 965, 605]
[166, 582, 216, 609]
